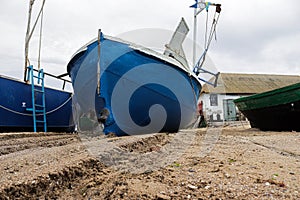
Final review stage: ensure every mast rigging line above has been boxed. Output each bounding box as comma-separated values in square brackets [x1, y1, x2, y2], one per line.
[193, 3, 221, 75]
[198, 7, 221, 71]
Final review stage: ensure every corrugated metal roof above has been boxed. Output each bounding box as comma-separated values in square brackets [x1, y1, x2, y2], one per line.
[201, 73, 300, 94]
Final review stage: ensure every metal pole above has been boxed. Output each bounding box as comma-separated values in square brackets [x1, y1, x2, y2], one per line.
[97, 29, 101, 95]
[192, 0, 205, 67]
[193, 7, 197, 67]
[24, 0, 34, 82]
[23, 0, 46, 81]
[37, 8, 44, 70]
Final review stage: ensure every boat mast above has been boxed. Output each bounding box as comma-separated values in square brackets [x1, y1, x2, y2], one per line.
[191, 0, 222, 87]
[23, 0, 46, 82]
[192, 0, 206, 67]
[24, 0, 34, 82]
[192, 7, 197, 67]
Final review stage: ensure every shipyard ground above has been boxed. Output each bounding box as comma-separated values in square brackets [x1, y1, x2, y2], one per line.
[0, 125, 299, 199]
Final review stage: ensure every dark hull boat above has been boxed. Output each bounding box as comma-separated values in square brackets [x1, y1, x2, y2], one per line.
[67, 34, 201, 136]
[0, 75, 74, 132]
[234, 82, 300, 131]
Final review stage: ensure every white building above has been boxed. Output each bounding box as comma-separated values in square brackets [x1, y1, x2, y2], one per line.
[200, 73, 300, 122]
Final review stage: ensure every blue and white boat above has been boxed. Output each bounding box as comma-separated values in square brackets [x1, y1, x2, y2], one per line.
[68, 33, 201, 136]
[67, 2, 221, 136]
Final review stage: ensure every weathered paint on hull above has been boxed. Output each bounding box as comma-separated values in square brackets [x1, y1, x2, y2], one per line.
[67, 34, 201, 136]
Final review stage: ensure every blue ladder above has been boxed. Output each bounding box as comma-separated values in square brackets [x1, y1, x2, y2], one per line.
[26, 65, 47, 132]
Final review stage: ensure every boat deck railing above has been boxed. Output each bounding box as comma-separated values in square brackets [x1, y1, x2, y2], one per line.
[31, 69, 71, 90]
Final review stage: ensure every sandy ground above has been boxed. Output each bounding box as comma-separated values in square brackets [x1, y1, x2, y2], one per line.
[0, 125, 299, 199]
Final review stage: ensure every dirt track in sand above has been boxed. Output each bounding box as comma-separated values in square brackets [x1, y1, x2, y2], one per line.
[0, 127, 299, 199]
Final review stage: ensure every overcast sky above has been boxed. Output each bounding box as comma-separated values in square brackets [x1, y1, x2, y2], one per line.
[1, 0, 300, 84]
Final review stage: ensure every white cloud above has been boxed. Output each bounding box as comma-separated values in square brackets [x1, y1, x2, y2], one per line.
[0, 0, 299, 82]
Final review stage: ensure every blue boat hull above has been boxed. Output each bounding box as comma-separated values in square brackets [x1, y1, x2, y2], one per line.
[0, 75, 74, 132]
[67, 35, 201, 136]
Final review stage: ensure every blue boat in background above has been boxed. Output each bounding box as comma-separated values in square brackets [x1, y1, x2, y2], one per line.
[0, 74, 74, 132]
[0, 0, 75, 132]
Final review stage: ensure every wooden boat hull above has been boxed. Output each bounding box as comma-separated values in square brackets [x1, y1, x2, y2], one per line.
[234, 82, 300, 131]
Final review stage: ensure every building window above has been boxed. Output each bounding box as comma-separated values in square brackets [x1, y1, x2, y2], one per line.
[210, 94, 218, 106]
